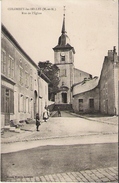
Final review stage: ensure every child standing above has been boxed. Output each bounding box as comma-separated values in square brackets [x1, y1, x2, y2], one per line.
[36, 113, 40, 131]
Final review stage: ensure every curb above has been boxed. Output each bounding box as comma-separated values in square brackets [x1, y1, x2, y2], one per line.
[1, 131, 118, 144]
[5, 166, 118, 182]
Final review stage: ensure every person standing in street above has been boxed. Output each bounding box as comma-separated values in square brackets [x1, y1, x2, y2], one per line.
[57, 107, 61, 117]
[43, 108, 48, 122]
[36, 113, 40, 131]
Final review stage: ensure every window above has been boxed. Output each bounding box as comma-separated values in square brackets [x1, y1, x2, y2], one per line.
[26, 97, 29, 113]
[29, 98, 30, 113]
[19, 65, 23, 85]
[24, 96, 26, 113]
[61, 56, 65, 61]
[30, 69, 33, 90]
[79, 99, 83, 112]
[1, 50, 6, 75]
[18, 94, 20, 112]
[60, 69, 66, 77]
[19, 94, 24, 112]
[1, 86, 14, 113]
[25, 71, 29, 88]
[29, 75, 33, 90]
[89, 99, 94, 108]
[8, 55, 14, 79]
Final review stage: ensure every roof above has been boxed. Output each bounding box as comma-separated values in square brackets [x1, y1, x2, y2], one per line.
[74, 68, 92, 76]
[38, 69, 51, 84]
[1, 24, 38, 69]
[53, 43, 75, 53]
[72, 77, 99, 96]
[53, 14, 75, 54]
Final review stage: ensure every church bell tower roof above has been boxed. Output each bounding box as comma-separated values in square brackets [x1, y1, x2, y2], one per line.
[53, 6, 75, 54]
[61, 12, 66, 34]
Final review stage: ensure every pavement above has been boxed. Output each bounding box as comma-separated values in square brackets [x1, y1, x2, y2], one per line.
[1, 112, 118, 182]
[5, 166, 118, 182]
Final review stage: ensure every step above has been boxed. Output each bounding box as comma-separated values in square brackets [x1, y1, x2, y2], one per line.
[4, 125, 10, 130]
[14, 128, 21, 133]
[9, 127, 16, 132]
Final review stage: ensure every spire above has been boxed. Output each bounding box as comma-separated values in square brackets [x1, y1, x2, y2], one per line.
[62, 6, 66, 34]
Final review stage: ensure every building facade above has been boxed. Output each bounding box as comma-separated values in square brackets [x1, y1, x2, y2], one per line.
[1, 24, 49, 128]
[72, 47, 119, 115]
[72, 77, 99, 113]
[99, 47, 119, 115]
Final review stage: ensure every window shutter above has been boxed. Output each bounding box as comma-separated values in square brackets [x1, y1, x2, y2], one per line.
[1, 86, 5, 112]
[10, 90, 14, 113]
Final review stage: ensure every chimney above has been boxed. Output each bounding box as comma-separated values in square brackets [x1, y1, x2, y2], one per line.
[108, 50, 113, 61]
[113, 46, 118, 63]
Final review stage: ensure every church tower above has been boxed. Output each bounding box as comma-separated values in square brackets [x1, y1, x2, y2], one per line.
[53, 7, 75, 105]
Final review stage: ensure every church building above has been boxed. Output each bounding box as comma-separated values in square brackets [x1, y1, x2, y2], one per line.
[53, 9, 91, 108]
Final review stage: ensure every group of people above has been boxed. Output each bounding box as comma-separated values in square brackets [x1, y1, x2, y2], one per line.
[36, 107, 61, 131]
[36, 107, 50, 131]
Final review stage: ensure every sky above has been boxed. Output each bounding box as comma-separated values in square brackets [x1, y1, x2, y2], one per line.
[1, 0, 118, 77]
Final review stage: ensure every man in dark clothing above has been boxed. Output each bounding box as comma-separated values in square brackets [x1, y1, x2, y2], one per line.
[57, 107, 61, 117]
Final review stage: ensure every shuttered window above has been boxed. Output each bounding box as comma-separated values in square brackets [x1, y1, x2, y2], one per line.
[8, 55, 14, 80]
[89, 99, 94, 108]
[19, 66, 23, 85]
[1, 49, 6, 75]
[9, 89, 14, 113]
[1, 87, 5, 112]
[1, 86, 14, 113]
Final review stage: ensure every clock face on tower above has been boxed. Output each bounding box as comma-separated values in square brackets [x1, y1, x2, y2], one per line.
[60, 52, 65, 56]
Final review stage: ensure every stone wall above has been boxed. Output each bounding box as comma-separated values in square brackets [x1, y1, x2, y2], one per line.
[72, 87, 99, 114]
[99, 48, 118, 115]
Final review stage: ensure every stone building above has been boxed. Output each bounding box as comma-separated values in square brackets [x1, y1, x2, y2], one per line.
[99, 47, 119, 115]
[72, 77, 99, 114]
[52, 9, 118, 115]
[72, 47, 119, 115]
[1, 24, 50, 128]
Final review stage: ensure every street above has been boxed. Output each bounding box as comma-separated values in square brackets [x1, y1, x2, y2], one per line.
[1, 112, 118, 182]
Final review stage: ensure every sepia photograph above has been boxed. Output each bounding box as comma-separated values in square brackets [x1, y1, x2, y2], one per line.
[1, 0, 118, 182]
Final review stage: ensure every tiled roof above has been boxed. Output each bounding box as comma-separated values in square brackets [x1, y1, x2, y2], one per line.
[72, 77, 99, 96]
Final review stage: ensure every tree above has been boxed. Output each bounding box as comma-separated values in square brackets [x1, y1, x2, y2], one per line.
[38, 61, 60, 101]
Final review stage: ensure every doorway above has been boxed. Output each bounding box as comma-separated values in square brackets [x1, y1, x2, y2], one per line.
[5, 89, 10, 125]
[79, 99, 83, 112]
[62, 93, 67, 103]
[34, 90, 37, 118]
[105, 100, 108, 114]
